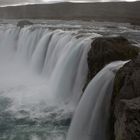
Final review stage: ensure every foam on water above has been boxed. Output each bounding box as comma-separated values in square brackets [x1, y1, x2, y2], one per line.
[0, 22, 136, 140]
[0, 24, 93, 140]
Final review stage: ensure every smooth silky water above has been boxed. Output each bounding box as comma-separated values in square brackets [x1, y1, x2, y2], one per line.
[0, 21, 139, 140]
[0, 24, 92, 140]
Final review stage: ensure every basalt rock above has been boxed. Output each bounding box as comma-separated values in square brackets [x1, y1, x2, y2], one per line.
[17, 20, 33, 28]
[87, 36, 139, 85]
[112, 55, 140, 140]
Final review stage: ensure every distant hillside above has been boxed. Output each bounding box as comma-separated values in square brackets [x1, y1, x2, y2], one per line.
[0, 2, 140, 25]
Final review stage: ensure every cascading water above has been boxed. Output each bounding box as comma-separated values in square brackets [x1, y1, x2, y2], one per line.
[66, 61, 127, 140]
[0, 23, 127, 140]
[0, 24, 92, 140]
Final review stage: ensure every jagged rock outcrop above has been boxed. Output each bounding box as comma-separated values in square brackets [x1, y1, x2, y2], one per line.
[17, 20, 33, 28]
[85, 36, 140, 140]
[87, 36, 139, 84]
[112, 55, 140, 140]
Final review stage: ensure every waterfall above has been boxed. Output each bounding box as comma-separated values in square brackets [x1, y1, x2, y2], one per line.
[0, 24, 95, 140]
[0, 23, 127, 140]
[0, 25, 92, 106]
[66, 61, 127, 140]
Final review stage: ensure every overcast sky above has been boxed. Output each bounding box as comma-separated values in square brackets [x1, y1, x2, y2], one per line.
[0, 0, 138, 6]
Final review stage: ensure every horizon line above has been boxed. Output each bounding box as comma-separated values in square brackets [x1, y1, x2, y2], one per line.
[0, 0, 138, 8]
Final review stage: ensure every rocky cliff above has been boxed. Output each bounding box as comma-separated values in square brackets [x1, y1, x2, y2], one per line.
[112, 55, 140, 140]
[87, 36, 139, 85]
[87, 36, 140, 140]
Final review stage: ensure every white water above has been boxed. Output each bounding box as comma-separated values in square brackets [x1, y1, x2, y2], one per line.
[66, 61, 127, 140]
[0, 24, 93, 140]
[0, 25, 91, 107]
[0, 23, 128, 140]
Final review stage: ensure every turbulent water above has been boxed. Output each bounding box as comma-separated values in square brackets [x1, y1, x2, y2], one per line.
[0, 23, 93, 140]
[0, 20, 140, 140]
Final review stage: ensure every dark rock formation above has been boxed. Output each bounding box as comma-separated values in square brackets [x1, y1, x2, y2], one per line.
[17, 20, 33, 28]
[87, 36, 139, 84]
[85, 36, 140, 140]
[112, 55, 140, 140]
[114, 55, 140, 100]
[114, 97, 140, 140]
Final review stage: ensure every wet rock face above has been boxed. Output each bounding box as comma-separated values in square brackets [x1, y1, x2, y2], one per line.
[114, 56, 140, 100]
[17, 20, 33, 28]
[113, 55, 140, 140]
[86, 36, 140, 140]
[115, 97, 140, 140]
[87, 36, 139, 84]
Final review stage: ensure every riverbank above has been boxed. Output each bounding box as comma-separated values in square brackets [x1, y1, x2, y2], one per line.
[0, 2, 140, 25]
